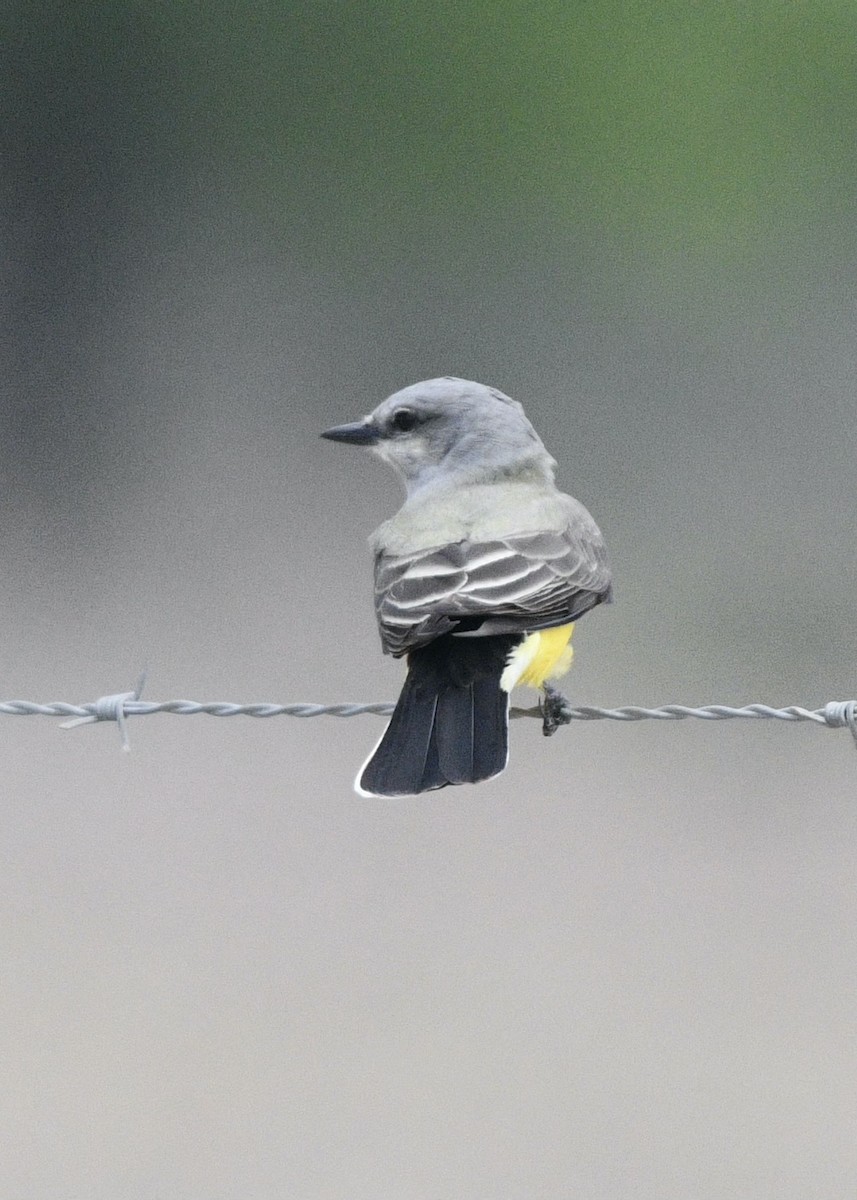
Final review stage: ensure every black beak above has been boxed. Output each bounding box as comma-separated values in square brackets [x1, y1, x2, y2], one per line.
[320, 420, 381, 446]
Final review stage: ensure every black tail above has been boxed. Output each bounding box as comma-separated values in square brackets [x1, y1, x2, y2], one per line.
[357, 634, 519, 797]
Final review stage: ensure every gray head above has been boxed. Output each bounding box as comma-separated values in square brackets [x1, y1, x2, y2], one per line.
[321, 377, 555, 496]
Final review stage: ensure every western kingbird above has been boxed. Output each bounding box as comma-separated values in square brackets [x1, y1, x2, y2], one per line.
[321, 377, 612, 796]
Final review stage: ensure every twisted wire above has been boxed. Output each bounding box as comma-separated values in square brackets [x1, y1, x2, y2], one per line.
[0, 691, 854, 749]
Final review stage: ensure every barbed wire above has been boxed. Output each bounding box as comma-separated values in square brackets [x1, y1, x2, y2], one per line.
[0, 676, 854, 753]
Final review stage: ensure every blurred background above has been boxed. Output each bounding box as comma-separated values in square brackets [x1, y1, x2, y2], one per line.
[2, 2, 856, 1195]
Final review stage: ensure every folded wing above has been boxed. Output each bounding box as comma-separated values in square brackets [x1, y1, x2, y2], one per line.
[374, 520, 612, 657]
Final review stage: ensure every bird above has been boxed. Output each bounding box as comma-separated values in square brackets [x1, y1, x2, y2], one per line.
[321, 377, 612, 796]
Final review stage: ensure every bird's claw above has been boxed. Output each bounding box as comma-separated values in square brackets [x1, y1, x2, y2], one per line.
[540, 684, 572, 737]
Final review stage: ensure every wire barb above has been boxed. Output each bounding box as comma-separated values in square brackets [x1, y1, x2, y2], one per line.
[822, 700, 857, 747]
[0, 684, 854, 756]
[58, 670, 147, 751]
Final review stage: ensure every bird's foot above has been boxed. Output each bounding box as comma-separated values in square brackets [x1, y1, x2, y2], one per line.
[540, 684, 572, 737]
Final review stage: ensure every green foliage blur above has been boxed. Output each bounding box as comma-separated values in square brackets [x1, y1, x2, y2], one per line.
[166, 3, 854, 251]
[9, 2, 857, 287]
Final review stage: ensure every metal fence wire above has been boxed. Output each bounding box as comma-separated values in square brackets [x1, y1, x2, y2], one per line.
[2, 674, 855, 754]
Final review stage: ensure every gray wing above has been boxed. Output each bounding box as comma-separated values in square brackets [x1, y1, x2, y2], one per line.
[374, 525, 612, 657]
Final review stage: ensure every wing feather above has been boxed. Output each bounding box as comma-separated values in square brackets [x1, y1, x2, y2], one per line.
[374, 515, 611, 657]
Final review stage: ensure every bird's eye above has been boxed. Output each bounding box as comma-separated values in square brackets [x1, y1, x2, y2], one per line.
[390, 408, 419, 433]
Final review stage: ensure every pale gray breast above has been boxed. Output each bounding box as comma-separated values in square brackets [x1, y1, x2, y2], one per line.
[374, 525, 612, 657]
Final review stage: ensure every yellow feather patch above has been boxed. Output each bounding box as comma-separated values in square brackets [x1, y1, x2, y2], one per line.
[500, 623, 575, 692]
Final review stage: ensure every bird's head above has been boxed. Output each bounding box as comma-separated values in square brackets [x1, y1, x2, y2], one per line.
[321, 377, 555, 496]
